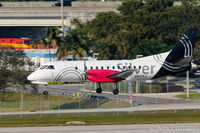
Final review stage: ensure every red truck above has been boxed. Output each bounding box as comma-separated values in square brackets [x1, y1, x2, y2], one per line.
[161, 83, 184, 92]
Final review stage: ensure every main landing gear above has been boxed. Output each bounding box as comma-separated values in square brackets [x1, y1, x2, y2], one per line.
[112, 83, 119, 95]
[96, 83, 102, 94]
[95, 83, 119, 95]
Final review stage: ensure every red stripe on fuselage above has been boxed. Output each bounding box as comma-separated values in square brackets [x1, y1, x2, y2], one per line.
[87, 69, 123, 83]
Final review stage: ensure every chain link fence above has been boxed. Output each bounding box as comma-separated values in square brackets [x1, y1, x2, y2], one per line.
[0, 77, 200, 117]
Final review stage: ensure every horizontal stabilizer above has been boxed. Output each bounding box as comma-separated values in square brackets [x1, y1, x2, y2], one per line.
[172, 56, 193, 67]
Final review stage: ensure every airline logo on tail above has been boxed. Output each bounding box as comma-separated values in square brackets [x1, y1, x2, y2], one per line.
[180, 34, 194, 57]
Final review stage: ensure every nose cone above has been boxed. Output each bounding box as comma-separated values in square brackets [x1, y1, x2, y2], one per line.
[27, 72, 36, 81]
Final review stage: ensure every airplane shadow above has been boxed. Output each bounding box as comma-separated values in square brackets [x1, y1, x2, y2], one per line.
[53, 97, 109, 109]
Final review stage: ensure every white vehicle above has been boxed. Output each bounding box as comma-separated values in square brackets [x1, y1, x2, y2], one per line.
[28, 28, 197, 95]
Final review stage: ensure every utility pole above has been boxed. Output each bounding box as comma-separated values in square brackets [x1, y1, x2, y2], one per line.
[135, 55, 143, 93]
[61, 0, 64, 37]
[186, 71, 189, 98]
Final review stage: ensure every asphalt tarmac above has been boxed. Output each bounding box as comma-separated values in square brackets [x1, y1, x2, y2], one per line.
[35, 84, 194, 105]
[1, 123, 200, 133]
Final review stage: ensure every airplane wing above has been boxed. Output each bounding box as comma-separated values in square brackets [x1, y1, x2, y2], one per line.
[107, 69, 136, 80]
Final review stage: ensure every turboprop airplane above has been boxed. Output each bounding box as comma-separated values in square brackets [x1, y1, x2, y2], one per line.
[27, 28, 197, 95]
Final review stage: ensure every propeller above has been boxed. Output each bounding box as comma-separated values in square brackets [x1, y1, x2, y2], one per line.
[83, 60, 88, 81]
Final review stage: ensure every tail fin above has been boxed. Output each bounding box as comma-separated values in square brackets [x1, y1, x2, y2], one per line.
[153, 28, 197, 79]
[165, 28, 197, 66]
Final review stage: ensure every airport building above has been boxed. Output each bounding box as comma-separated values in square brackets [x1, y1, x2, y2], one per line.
[24, 49, 57, 66]
[0, 38, 95, 66]
[23, 49, 94, 66]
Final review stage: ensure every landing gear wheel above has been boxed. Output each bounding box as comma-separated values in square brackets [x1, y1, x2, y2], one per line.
[43, 91, 49, 95]
[113, 89, 119, 95]
[96, 88, 102, 94]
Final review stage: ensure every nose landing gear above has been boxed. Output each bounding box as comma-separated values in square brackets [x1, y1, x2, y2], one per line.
[43, 90, 49, 95]
[43, 84, 49, 95]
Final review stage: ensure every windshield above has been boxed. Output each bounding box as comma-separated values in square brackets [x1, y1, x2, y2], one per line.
[40, 65, 48, 69]
[47, 65, 55, 69]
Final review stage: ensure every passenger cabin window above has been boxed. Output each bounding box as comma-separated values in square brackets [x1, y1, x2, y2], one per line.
[107, 66, 109, 69]
[123, 66, 126, 69]
[75, 67, 78, 70]
[96, 66, 98, 69]
[47, 65, 55, 69]
[101, 66, 104, 69]
[128, 66, 131, 69]
[40, 65, 48, 69]
[118, 66, 120, 69]
[112, 66, 115, 69]
[91, 66, 93, 70]
[133, 66, 136, 69]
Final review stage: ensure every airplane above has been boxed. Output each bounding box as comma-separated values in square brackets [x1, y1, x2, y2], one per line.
[27, 28, 197, 95]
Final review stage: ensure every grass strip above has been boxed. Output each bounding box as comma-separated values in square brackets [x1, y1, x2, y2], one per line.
[1, 111, 200, 127]
[176, 93, 200, 100]
[0, 92, 130, 112]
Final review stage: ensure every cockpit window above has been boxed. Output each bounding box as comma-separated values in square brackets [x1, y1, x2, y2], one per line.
[47, 65, 55, 69]
[40, 65, 48, 69]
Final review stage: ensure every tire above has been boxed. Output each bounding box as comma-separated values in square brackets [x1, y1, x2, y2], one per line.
[113, 89, 119, 95]
[43, 91, 48, 95]
[96, 88, 102, 94]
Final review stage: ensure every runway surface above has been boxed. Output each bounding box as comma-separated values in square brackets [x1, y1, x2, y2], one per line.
[1, 123, 200, 133]
[35, 84, 194, 105]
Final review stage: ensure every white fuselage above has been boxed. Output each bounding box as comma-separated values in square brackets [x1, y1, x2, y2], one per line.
[27, 52, 169, 84]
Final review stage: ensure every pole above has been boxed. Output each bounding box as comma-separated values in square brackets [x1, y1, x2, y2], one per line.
[166, 77, 169, 93]
[58, 93, 60, 117]
[40, 100, 42, 117]
[61, 0, 64, 37]
[136, 81, 138, 93]
[20, 87, 24, 118]
[135, 55, 143, 94]
[150, 82, 152, 93]
[21, 88, 24, 110]
[186, 71, 189, 98]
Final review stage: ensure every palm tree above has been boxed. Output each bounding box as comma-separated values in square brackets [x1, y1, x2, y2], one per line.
[41, 27, 62, 61]
[57, 28, 89, 60]
[57, 19, 90, 60]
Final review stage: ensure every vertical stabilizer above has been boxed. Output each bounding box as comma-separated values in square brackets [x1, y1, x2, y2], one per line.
[153, 28, 197, 79]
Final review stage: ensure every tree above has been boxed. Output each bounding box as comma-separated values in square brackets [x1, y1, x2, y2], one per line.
[118, 0, 144, 16]
[0, 49, 31, 103]
[144, 0, 174, 13]
[85, 11, 123, 40]
[193, 42, 200, 65]
[57, 29, 89, 60]
[92, 39, 117, 60]
[132, 39, 172, 58]
[85, 11, 131, 59]
[41, 27, 61, 61]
